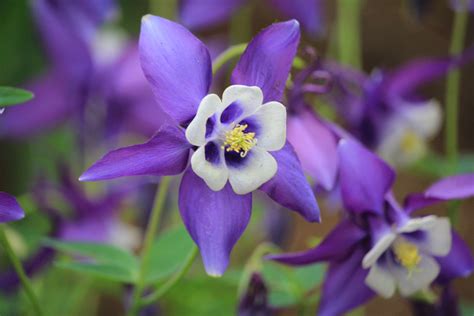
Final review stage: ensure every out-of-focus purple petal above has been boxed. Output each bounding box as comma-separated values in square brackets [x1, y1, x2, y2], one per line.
[238, 273, 272, 316]
[318, 246, 375, 316]
[268, 0, 325, 37]
[268, 219, 366, 265]
[0, 72, 77, 138]
[287, 108, 338, 190]
[79, 125, 191, 181]
[338, 139, 395, 214]
[0, 193, 25, 223]
[179, 0, 245, 30]
[259, 142, 320, 222]
[179, 168, 252, 276]
[231, 20, 300, 103]
[425, 173, 474, 200]
[139, 15, 212, 125]
[449, 0, 474, 12]
[436, 231, 474, 284]
[403, 193, 442, 214]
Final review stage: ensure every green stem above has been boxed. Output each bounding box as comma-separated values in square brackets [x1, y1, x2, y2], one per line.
[444, 4, 469, 224]
[212, 43, 248, 75]
[336, 0, 363, 69]
[128, 177, 171, 316]
[141, 246, 198, 306]
[0, 227, 43, 316]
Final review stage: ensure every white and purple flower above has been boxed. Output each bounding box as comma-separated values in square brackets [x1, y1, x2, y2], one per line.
[80, 16, 320, 276]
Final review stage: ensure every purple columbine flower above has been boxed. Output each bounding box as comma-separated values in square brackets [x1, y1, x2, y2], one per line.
[0, 193, 25, 224]
[179, 0, 325, 38]
[269, 140, 474, 316]
[80, 16, 320, 276]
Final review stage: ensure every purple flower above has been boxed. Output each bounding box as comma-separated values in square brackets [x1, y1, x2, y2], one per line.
[238, 273, 273, 316]
[449, 0, 474, 12]
[0, 192, 25, 223]
[80, 16, 320, 276]
[179, 0, 325, 37]
[269, 140, 474, 315]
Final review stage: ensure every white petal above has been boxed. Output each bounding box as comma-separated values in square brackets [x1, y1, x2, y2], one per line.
[401, 99, 442, 138]
[190, 145, 228, 191]
[398, 215, 438, 233]
[228, 146, 277, 195]
[250, 101, 287, 151]
[390, 255, 440, 297]
[418, 217, 452, 257]
[185, 94, 221, 146]
[221, 85, 263, 122]
[362, 232, 397, 268]
[365, 264, 397, 298]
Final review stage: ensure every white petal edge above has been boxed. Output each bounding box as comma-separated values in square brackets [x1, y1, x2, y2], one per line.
[190, 145, 228, 191]
[228, 146, 277, 195]
[401, 99, 442, 138]
[365, 263, 397, 298]
[185, 94, 221, 146]
[398, 215, 438, 233]
[418, 217, 452, 257]
[250, 101, 287, 151]
[390, 255, 440, 297]
[362, 232, 397, 268]
[221, 85, 264, 122]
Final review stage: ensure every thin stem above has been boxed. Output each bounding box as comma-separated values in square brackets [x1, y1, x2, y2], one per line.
[0, 227, 43, 316]
[128, 177, 171, 316]
[444, 4, 469, 224]
[212, 43, 248, 75]
[141, 245, 198, 306]
[336, 0, 363, 69]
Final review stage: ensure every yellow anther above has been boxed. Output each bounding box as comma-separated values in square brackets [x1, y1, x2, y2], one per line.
[393, 240, 421, 272]
[400, 130, 422, 154]
[222, 124, 257, 157]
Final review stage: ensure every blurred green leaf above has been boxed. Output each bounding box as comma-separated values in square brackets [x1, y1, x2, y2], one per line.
[461, 302, 474, 316]
[412, 152, 474, 177]
[55, 262, 135, 283]
[145, 225, 195, 285]
[0, 86, 33, 107]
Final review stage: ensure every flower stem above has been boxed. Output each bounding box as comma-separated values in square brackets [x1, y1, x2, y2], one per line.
[336, 0, 363, 69]
[445, 4, 469, 224]
[212, 43, 248, 75]
[0, 226, 43, 316]
[140, 245, 198, 306]
[128, 177, 171, 316]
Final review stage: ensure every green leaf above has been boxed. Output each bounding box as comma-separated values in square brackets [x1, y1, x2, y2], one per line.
[0, 86, 33, 107]
[55, 262, 135, 283]
[44, 239, 139, 282]
[144, 225, 195, 285]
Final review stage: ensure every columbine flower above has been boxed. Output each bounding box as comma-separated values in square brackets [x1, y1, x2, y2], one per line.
[269, 140, 474, 316]
[80, 16, 320, 276]
[179, 0, 325, 37]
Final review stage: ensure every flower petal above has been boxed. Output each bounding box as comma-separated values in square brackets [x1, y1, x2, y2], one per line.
[318, 246, 375, 316]
[338, 139, 396, 214]
[190, 144, 228, 191]
[185, 94, 221, 146]
[79, 125, 191, 181]
[231, 20, 300, 102]
[362, 232, 397, 268]
[221, 85, 264, 123]
[287, 109, 338, 190]
[228, 146, 277, 195]
[259, 142, 320, 222]
[268, 219, 365, 265]
[0, 193, 25, 223]
[179, 168, 252, 276]
[436, 231, 474, 284]
[179, 0, 245, 30]
[139, 15, 212, 124]
[425, 173, 474, 200]
[365, 263, 397, 298]
[249, 101, 286, 151]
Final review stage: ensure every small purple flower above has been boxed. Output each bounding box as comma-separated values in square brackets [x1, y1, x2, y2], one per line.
[269, 140, 474, 315]
[0, 193, 25, 224]
[179, 0, 326, 37]
[80, 16, 320, 276]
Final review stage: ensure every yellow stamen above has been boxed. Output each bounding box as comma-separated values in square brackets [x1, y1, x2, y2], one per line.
[393, 240, 421, 272]
[400, 130, 422, 154]
[222, 124, 257, 157]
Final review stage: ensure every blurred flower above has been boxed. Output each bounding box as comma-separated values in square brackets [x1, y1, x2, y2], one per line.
[324, 51, 474, 167]
[0, 193, 25, 223]
[449, 0, 474, 11]
[269, 140, 474, 316]
[80, 16, 320, 276]
[238, 273, 273, 316]
[179, 0, 326, 38]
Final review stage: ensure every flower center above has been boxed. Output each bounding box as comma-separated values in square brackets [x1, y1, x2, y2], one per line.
[400, 130, 422, 154]
[393, 240, 421, 272]
[222, 124, 257, 157]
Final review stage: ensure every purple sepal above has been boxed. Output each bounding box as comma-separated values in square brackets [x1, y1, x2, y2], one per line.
[0, 193, 25, 223]
[425, 173, 474, 200]
[179, 0, 245, 31]
[436, 231, 474, 284]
